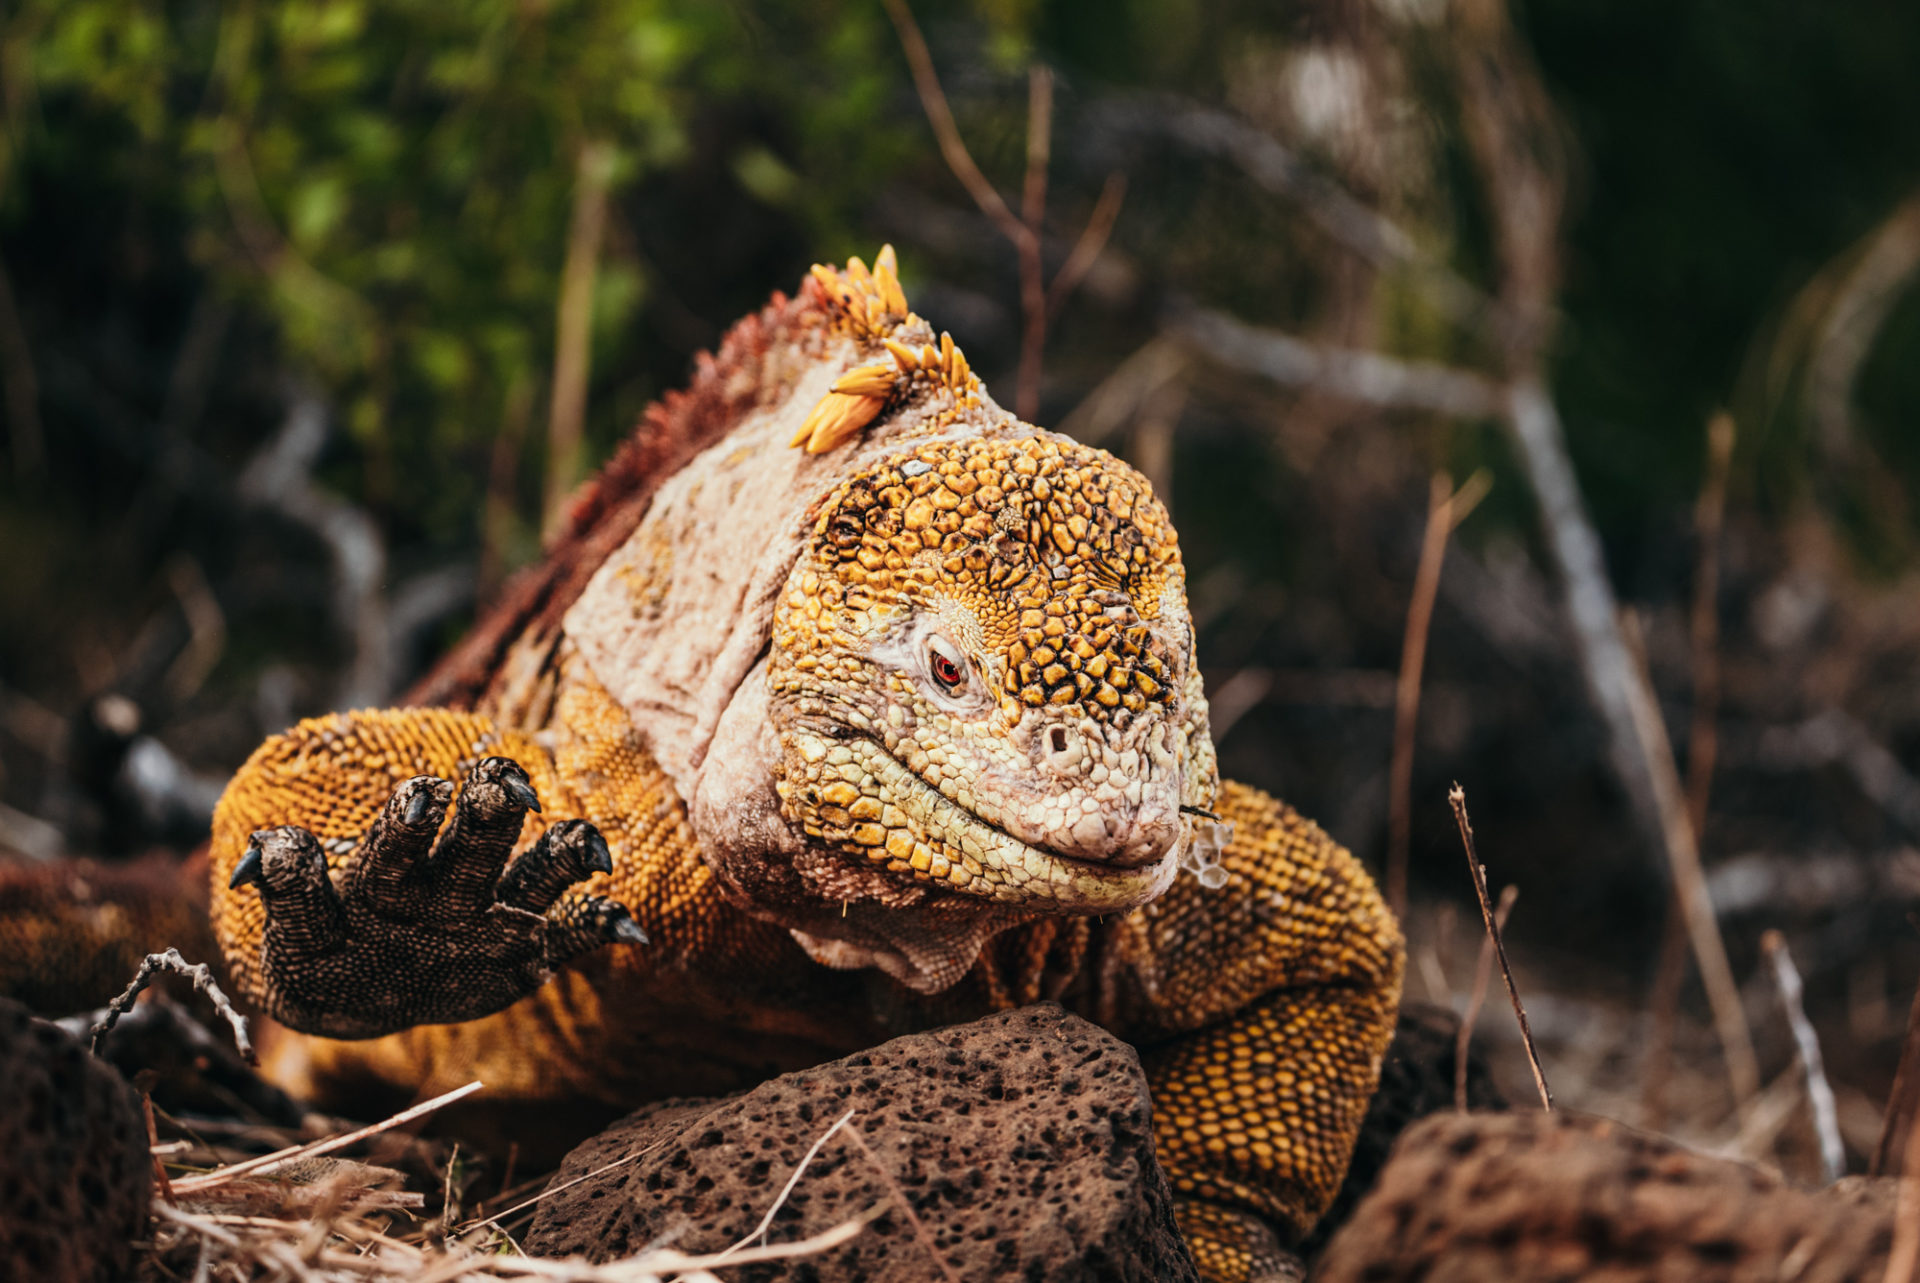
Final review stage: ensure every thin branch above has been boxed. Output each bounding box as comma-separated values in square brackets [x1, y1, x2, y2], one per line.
[146, 1094, 177, 1205]
[1388, 469, 1491, 918]
[841, 1124, 964, 1283]
[1619, 609, 1761, 1111]
[1021, 65, 1052, 231]
[714, 1109, 855, 1259]
[91, 948, 254, 1065]
[881, 0, 1027, 246]
[1760, 930, 1844, 1184]
[1055, 337, 1186, 447]
[1456, 883, 1518, 1112]
[1171, 305, 1506, 419]
[1449, 784, 1551, 1110]
[1876, 975, 1920, 1178]
[170, 1081, 484, 1194]
[1643, 409, 1738, 1128]
[1046, 172, 1127, 322]
[544, 138, 616, 539]
[1807, 191, 1920, 466]
[883, 0, 1123, 423]
[1011, 65, 1053, 421]
[1886, 1109, 1920, 1283]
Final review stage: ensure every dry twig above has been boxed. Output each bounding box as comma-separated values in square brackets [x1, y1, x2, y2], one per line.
[716, 1109, 856, 1258]
[1760, 930, 1845, 1184]
[1876, 976, 1920, 1178]
[1456, 883, 1518, 1112]
[1449, 784, 1551, 1110]
[1620, 611, 1762, 1112]
[91, 947, 254, 1064]
[1887, 1110, 1920, 1283]
[841, 1124, 964, 1283]
[170, 1081, 484, 1195]
[1642, 409, 1739, 1127]
[544, 139, 616, 538]
[882, 0, 1125, 421]
[1387, 470, 1491, 917]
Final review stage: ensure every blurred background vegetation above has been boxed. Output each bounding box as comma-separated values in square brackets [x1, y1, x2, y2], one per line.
[4, 0, 1920, 1177]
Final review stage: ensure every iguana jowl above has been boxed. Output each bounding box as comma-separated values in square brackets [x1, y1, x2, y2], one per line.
[210, 249, 1404, 1281]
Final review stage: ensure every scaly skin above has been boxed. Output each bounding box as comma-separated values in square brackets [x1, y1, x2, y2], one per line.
[203, 252, 1404, 1281]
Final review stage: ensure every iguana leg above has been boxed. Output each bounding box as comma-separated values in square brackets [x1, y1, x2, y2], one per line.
[1119, 780, 1404, 1282]
[210, 710, 642, 1040]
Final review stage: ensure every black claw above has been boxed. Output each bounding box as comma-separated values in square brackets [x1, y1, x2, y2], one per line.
[229, 844, 264, 890]
[611, 916, 649, 945]
[587, 831, 613, 875]
[403, 783, 440, 826]
[504, 773, 541, 813]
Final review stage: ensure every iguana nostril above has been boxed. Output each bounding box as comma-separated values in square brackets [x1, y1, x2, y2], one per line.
[1050, 727, 1068, 754]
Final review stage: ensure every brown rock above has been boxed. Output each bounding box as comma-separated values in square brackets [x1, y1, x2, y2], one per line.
[0, 996, 152, 1283]
[1313, 1110, 1899, 1283]
[526, 1002, 1198, 1282]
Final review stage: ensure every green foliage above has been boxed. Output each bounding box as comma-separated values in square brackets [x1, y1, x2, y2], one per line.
[7, 0, 757, 545]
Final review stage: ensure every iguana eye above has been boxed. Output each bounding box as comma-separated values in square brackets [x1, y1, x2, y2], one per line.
[927, 638, 968, 692]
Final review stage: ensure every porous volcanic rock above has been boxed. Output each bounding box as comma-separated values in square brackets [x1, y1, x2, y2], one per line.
[1315, 1110, 1900, 1283]
[0, 995, 152, 1283]
[526, 1002, 1198, 1282]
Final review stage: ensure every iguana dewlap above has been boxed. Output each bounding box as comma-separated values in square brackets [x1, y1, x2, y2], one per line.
[208, 250, 1404, 1281]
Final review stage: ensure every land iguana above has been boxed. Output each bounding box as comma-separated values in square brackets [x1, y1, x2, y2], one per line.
[195, 249, 1401, 1281]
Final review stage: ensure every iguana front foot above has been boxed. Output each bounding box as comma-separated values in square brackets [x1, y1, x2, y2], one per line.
[229, 758, 643, 1039]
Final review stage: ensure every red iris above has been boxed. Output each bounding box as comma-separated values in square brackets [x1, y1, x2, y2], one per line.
[930, 650, 965, 689]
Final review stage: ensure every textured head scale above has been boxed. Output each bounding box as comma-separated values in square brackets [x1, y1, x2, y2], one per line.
[767, 430, 1218, 919]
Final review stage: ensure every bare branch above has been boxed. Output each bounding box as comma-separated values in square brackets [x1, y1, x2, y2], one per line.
[544, 138, 616, 538]
[1620, 609, 1761, 1110]
[1171, 305, 1505, 418]
[1889, 1129, 1920, 1283]
[843, 1122, 964, 1283]
[1807, 191, 1920, 465]
[1876, 976, 1920, 1179]
[714, 1109, 856, 1259]
[1056, 337, 1187, 446]
[1046, 172, 1127, 322]
[1761, 930, 1845, 1184]
[1449, 784, 1551, 1110]
[881, 0, 1029, 249]
[1456, 883, 1518, 1112]
[1388, 471, 1491, 917]
[1022, 66, 1052, 231]
[91, 948, 254, 1064]
[1644, 409, 1738, 1128]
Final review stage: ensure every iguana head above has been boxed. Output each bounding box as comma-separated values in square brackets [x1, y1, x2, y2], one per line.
[764, 432, 1221, 920]
[588, 249, 1229, 988]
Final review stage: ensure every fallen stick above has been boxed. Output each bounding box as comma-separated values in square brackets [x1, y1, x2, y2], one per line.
[170, 1081, 483, 1195]
[1761, 929, 1845, 1184]
[1449, 784, 1551, 1110]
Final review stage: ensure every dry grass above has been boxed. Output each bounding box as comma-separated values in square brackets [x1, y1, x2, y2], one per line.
[137, 1085, 873, 1283]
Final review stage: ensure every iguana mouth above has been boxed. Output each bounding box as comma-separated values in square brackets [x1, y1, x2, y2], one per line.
[828, 734, 1180, 914]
